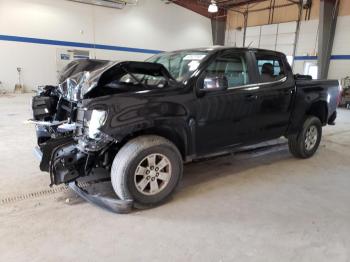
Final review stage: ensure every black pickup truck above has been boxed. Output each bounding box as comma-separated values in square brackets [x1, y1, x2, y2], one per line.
[31, 47, 340, 208]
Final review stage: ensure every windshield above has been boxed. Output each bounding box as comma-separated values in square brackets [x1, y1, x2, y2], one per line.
[147, 51, 209, 82]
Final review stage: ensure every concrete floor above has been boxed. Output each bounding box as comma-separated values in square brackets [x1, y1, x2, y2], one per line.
[1, 93, 350, 262]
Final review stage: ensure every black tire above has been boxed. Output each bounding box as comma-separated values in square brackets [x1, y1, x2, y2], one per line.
[111, 135, 183, 208]
[288, 116, 322, 159]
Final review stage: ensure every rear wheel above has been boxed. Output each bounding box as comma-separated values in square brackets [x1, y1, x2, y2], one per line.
[288, 116, 322, 158]
[111, 135, 183, 208]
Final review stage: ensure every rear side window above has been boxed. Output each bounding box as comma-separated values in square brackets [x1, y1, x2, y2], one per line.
[256, 54, 285, 83]
[204, 53, 249, 88]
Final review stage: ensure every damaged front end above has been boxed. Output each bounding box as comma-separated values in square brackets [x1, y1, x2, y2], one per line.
[31, 59, 174, 188]
[31, 60, 117, 186]
[29, 58, 178, 213]
[32, 95, 115, 186]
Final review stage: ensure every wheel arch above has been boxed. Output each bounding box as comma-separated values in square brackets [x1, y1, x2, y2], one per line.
[118, 126, 189, 160]
[306, 101, 328, 125]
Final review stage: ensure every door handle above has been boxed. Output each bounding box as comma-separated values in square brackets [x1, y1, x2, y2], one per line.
[245, 94, 258, 101]
[283, 89, 292, 95]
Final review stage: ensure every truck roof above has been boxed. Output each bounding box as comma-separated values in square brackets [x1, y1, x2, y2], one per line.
[166, 46, 285, 56]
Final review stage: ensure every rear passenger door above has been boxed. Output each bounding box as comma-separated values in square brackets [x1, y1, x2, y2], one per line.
[253, 52, 295, 140]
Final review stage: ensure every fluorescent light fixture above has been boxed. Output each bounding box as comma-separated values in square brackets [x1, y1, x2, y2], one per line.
[208, 0, 218, 13]
[66, 0, 129, 9]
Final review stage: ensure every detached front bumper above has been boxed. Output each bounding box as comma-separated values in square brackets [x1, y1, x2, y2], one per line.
[33, 146, 43, 161]
[34, 142, 133, 214]
[69, 181, 133, 214]
[33, 134, 133, 214]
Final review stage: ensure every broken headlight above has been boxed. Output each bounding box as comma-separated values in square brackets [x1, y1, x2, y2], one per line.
[87, 109, 107, 139]
[77, 109, 112, 152]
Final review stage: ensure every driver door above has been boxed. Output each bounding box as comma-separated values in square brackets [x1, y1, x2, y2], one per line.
[195, 51, 259, 155]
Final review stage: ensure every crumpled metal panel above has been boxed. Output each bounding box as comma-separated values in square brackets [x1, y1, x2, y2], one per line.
[57, 59, 175, 101]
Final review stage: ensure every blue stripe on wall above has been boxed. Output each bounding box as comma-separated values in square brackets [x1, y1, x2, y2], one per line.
[1, 34, 350, 60]
[295, 55, 350, 60]
[294, 56, 317, 60]
[330, 55, 350, 60]
[0, 34, 163, 55]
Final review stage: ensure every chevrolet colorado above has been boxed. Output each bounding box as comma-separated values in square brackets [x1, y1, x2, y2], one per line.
[31, 47, 340, 208]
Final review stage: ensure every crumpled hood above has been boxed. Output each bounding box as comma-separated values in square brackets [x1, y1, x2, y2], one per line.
[57, 59, 175, 102]
[58, 59, 113, 84]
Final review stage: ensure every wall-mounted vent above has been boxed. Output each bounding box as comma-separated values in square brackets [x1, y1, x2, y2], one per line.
[66, 0, 138, 9]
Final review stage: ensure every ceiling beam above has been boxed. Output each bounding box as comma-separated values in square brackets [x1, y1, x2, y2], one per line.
[171, 0, 212, 17]
[172, 0, 226, 18]
[172, 0, 269, 18]
[216, 0, 267, 8]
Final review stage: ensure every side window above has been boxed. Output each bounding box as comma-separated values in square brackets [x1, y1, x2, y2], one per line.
[202, 53, 249, 89]
[256, 55, 285, 83]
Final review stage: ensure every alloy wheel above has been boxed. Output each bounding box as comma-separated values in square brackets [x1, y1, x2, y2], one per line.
[134, 153, 172, 196]
[305, 125, 318, 151]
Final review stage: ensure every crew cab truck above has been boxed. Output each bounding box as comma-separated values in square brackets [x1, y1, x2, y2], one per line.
[31, 47, 340, 209]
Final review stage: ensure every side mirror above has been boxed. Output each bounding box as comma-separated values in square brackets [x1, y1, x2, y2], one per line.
[202, 75, 228, 92]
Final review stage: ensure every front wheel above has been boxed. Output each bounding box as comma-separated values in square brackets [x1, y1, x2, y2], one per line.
[111, 135, 183, 208]
[288, 116, 322, 158]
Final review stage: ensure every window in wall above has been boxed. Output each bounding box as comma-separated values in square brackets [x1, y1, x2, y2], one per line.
[203, 53, 249, 88]
[286, 56, 294, 66]
[56, 48, 90, 73]
[256, 55, 285, 83]
[304, 62, 318, 79]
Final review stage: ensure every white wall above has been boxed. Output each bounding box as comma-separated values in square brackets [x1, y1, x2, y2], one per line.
[329, 16, 350, 80]
[0, 0, 212, 91]
[226, 21, 297, 56]
[226, 17, 350, 80]
[294, 17, 350, 80]
[225, 21, 297, 68]
[293, 20, 319, 76]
